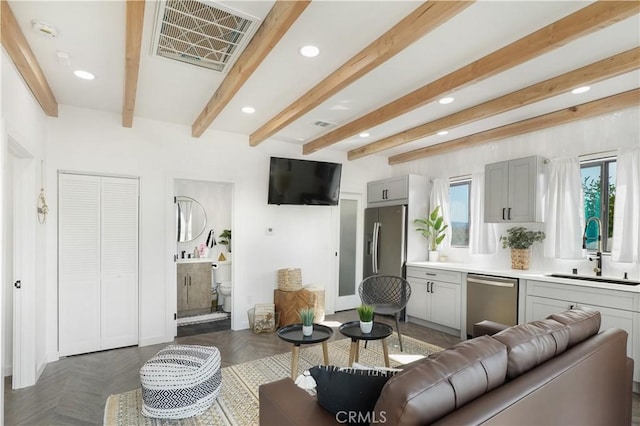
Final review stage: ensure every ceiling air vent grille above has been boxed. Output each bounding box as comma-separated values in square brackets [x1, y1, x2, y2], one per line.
[314, 120, 336, 128]
[153, 0, 260, 72]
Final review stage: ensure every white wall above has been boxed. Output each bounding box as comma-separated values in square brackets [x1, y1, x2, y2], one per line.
[392, 107, 640, 279]
[45, 105, 390, 356]
[1, 50, 49, 382]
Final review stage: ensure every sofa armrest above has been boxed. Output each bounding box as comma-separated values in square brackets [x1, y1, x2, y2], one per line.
[259, 378, 337, 426]
[473, 320, 510, 337]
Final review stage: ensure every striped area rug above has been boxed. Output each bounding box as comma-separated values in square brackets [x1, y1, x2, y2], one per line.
[103, 334, 443, 426]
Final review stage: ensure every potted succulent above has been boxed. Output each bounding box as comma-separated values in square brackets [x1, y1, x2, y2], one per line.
[356, 304, 375, 333]
[299, 307, 315, 336]
[501, 226, 545, 270]
[414, 205, 448, 262]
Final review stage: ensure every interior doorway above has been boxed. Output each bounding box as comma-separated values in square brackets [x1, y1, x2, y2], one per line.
[335, 193, 363, 311]
[173, 179, 233, 337]
[4, 137, 37, 389]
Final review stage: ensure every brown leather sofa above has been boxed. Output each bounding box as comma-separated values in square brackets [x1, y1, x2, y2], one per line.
[259, 308, 634, 425]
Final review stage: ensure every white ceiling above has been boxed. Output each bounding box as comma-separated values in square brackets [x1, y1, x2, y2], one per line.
[7, 0, 640, 160]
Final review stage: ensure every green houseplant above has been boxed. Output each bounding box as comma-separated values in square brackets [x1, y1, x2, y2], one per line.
[218, 229, 231, 252]
[414, 205, 448, 261]
[299, 307, 315, 336]
[356, 304, 375, 333]
[500, 226, 545, 270]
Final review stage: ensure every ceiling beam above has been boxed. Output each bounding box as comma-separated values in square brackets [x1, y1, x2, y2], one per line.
[349, 47, 640, 160]
[249, 1, 475, 147]
[122, 0, 145, 128]
[304, 0, 640, 155]
[191, 1, 311, 138]
[388, 89, 640, 165]
[1, 0, 58, 117]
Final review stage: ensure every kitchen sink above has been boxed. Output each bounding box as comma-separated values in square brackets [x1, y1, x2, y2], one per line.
[547, 273, 640, 286]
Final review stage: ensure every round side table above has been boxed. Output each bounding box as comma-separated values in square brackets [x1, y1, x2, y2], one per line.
[338, 321, 393, 367]
[277, 323, 333, 379]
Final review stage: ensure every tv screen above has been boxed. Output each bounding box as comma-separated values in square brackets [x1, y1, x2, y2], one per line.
[268, 157, 342, 205]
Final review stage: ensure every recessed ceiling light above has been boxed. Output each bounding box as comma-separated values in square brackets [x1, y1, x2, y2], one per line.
[299, 45, 320, 58]
[438, 97, 454, 105]
[571, 86, 591, 94]
[73, 70, 95, 80]
[359, 132, 370, 138]
[437, 130, 449, 136]
[241, 106, 256, 114]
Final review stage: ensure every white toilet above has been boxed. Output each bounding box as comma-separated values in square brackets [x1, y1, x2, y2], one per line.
[212, 261, 232, 313]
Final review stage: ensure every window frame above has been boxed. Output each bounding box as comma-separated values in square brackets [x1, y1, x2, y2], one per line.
[580, 157, 616, 253]
[448, 179, 471, 248]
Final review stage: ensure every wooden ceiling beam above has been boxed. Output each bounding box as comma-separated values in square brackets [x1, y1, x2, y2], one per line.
[349, 47, 640, 160]
[192, 1, 311, 138]
[122, 0, 145, 127]
[305, 0, 640, 155]
[122, 0, 145, 128]
[250, 1, 474, 147]
[1, 0, 58, 117]
[388, 89, 640, 165]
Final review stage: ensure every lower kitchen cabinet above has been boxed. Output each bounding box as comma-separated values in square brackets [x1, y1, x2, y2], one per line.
[525, 280, 639, 383]
[407, 277, 461, 330]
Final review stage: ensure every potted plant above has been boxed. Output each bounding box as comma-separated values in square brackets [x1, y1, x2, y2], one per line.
[299, 307, 315, 336]
[218, 229, 231, 253]
[414, 205, 448, 262]
[501, 226, 545, 270]
[356, 304, 375, 333]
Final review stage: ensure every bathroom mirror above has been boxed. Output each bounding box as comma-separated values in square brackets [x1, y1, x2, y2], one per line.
[175, 196, 207, 242]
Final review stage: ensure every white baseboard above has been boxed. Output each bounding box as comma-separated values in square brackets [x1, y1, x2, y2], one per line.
[233, 321, 249, 331]
[139, 335, 173, 347]
[46, 351, 59, 363]
[3, 365, 12, 377]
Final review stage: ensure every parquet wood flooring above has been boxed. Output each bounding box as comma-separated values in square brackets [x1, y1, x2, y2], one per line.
[4, 310, 639, 425]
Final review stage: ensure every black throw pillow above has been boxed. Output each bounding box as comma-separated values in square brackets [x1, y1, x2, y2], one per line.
[309, 365, 396, 425]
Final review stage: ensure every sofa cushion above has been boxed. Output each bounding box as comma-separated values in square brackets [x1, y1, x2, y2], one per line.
[374, 335, 507, 425]
[309, 365, 395, 425]
[493, 319, 570, 379]
[547, 308, 601, 347]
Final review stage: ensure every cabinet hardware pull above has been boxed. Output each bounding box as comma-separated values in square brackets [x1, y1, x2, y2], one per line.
[502, 208, 506, 220]
[508, 208, 512, 220]
[430, 282, 434, 293]
[14, 280, 21, 289]
[425, 272, 436, 276]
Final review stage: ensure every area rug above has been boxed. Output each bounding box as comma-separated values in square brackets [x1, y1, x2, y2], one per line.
[103, 333, 443, 426]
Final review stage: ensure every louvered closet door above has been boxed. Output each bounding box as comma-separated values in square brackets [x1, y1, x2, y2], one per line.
[59, 174, 139, 356]
[100, 177, 139, 350]
[59, 174, 102, 356]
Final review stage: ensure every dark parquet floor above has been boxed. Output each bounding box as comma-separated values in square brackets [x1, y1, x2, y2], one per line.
[4, 310, 639, 425]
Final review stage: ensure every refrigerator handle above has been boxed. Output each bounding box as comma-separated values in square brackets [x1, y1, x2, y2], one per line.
[372, 222, 381, 273]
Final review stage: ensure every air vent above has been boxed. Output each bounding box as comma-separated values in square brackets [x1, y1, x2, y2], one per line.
[314, 120, 336, 128]
[152, 0, 260, 72]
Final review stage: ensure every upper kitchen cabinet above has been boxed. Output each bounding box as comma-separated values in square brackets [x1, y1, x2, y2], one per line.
[367, 175, 427, 208]
[485, 156, 546, 223]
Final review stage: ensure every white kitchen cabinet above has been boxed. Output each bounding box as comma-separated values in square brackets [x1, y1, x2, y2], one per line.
[367, 176, 409, 206]
[524, 279, 639, 383]
[485, 156, 545, 223]
[406, 267, 461, 330]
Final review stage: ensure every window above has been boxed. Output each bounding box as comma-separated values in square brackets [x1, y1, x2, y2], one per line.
[449, 180, 470, 247]
[581, 158, 616, 252]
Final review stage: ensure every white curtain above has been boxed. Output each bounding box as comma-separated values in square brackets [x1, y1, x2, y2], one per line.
[429, 178, 451, 249]
[612, 147, 640, 262]
[469, 173, 497, 254]
[544, 157, 585, 259]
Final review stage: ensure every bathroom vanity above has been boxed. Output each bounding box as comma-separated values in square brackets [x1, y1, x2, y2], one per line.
[177, 259, 212, 317]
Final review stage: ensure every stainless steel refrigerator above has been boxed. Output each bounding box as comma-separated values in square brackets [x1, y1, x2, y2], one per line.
[363, 205, 407, 278]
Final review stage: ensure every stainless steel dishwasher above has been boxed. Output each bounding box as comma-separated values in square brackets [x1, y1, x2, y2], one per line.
[466, 274, 518, 337]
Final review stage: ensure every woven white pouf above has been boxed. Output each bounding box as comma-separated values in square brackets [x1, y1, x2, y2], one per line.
[140, 345, 222, 419]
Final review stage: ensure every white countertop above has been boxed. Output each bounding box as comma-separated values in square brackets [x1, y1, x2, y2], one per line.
[406, 261, 640, 293]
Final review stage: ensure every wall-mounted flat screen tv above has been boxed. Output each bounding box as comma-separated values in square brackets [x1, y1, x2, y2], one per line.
[268, 157, 342, 206]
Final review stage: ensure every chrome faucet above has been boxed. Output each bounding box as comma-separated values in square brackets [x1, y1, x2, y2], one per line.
[583, 217, 602, 277]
